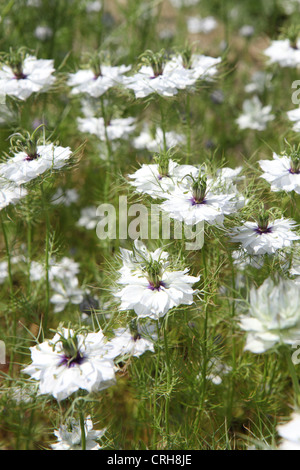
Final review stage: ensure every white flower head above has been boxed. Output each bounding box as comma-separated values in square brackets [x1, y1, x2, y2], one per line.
[230, 211, 300, 255]
[128, 157, 198, 199]
[160, 171, 238, 226]
[67, 62, 131, 98]
[236, 96, 275, 131]
[287, 107, 300, 132]
[51, 416, 106, 450]
[77, 206, 99, 230]
[277, 413, 300, 450]
[187, 16, 218, 35]
[0, 52, 55, 100]
[239, 278, 300, 353]
[259, 149, 300, 194]
[77, 116, 136, 141]
[0, 131, 72, 186]
[264, 39, 300, 68]
[0, 178, 27, 210]
[132, 124, 186, 153]
[108, 327, 155, 358]
[115, 241, 200, 320]
[23, 327, 116, 401]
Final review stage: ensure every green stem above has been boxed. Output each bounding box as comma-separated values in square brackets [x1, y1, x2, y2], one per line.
[163, 315, 171, 445]
[41, 184, 50, 335]
[79, 411, 86, 450]
[185, 93, 191, 164]
[159, 98, 167, 153]
[286, 349, 300, 408]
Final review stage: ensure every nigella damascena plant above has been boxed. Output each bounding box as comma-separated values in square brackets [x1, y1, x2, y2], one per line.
[230, 208, 300, 255]
[67, 53, 131, 98]
[264, 26, 300, 68]
[22, 327, 117, 401]
[51, 416, 106, 450]
[114, 240, 200, 320]
[0, 49, 56, 101]
[238, 277, 300, 354]
[259, 145, 300, 194]
[123, 48, 221, 99]
[160, 171, 239, 226]
[0, 129, 72, 185]
[128, 151, 199, 199]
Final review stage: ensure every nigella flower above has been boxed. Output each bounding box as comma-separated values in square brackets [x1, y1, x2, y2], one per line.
[51, 188, 79, 206]
[259, 147, 300, 194]
[22, 327, 116, 401]
[108, 327, 155, 358]
[67, 59, 131, 98]
[123, 50, 197, 99]
[264, 38, 300, 68]
[239, 277, 300, 353]
[132, 124, 186, 153]
[0, 178, 27, 210]
[0, 131, 72, 186]
[51, 416, 106, 450]
[236, 96, 275, 131]
[187, 16, 218, 35]
[76, 206, 100, 230]
[277, 413, 300, 450]
[115, 241, 200, 320]
[128, 154, 198, 199]
[287, 108, 300, 132]
[230, 211, 300, 255]
[0, 52, 55, 101]
[50, 278, 85, 313]
[77, 116, 136, 141]
[160, 172, 238, 226]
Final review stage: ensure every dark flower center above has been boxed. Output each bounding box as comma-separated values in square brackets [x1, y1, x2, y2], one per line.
[190, 196, 207, 206]
[14, 71, 27, 80]
[25, 152, 40, 161]
[255, 226, 273, 235]
[59, 351, 86, 368]
[148, 280, 166, 291]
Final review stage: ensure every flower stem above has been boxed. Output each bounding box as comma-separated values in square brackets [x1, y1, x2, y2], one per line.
[286, 349, 300, 408]
[41, 184, 50, 335]
[163, 315, 171, 445]
[79, 411, 86, 450]
[159, 98, 167, 153]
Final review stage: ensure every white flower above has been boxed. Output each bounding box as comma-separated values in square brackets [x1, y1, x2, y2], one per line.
[187, 16, 217, 34]
[264, 39, 300, 68]
[77, 116, 136, 141]
[34, 26, 53, 41]
[206, 358, 232, 385]
[0, 143, 72, 185]
[239, 278, 300, 353]
[259, 152, 300, 194]
[108, 327, 155, 358]
[50, 277, 84, 313]
[22, 328, 116, 401]
[287, 108, 300, 132]
[0, 179, 27, 209]
[133, 125, 186, 153]
[277, 413, 300, 450]
[230, 217, 299, 255]
[0, 55, 55, 100]
[30, 256, 80, 283]
[67, 64, 131, 98]
[85, 0, 102, 13]
[51, 188, 79, 206]
[51, 416, 105, 450]
[77, 206, 99, 230]
[245, 71, 272, 94]
[167, 54, 221, 83]
[160, 173, 238, 226]
[128, 159, 198, 199]
[236, 96, 275, 131]
[115, 241, 200, 320]
[239, 25, 255, 38]
[0, 261, 8, 284]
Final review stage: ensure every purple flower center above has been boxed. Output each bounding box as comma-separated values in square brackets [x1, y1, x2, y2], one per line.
[58, 351, 86, 368]
[14, 72, 27, 80]
[255, 226, 273, 235]
[289, 167, 300, 175]
[24, 152, 40, 161]
[148, 280, 166, 291]
[190, 196, 207, 206]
